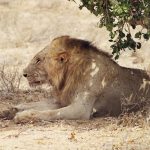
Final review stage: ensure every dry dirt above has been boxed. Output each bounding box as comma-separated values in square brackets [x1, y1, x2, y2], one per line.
[0, 90, 150, 150]
[0, 0, 150, 149]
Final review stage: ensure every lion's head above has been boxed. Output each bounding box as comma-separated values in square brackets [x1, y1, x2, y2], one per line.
[24, 36, 71, 88]
[23, 36, 105, 106]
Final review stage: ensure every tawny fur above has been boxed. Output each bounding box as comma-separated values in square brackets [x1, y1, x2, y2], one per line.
[13, 36, 150, 123]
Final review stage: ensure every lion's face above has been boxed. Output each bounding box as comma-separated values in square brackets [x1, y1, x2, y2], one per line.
[23, 43, 69, 88]
[23, 50, 48, 87]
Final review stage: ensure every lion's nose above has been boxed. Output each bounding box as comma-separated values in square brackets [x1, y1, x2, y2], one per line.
[23, 73, 28, 77]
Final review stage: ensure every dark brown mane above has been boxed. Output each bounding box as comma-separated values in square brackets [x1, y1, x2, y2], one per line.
[54, 36, 111, 58]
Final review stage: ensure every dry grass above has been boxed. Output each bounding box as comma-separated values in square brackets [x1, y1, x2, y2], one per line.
[0, 64, 22, 93]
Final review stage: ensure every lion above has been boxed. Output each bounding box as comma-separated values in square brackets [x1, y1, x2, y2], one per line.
[14, 36, 150, 123]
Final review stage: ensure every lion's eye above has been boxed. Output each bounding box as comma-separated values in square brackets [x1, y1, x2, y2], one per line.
[36, 58, 41, 64]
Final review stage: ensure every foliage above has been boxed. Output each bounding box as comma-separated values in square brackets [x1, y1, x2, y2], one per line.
[70, 0, 150, 59]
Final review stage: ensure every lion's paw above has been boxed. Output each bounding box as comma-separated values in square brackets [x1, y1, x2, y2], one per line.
[14, 110, 39, 124]
[0, 105, 18, 120]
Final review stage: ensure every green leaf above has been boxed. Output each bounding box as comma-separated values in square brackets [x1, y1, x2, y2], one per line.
[143, 33, 149, 40]
[135, 32, 142, 39]
[109, 39, 113, 42]
[126, 33, 131, 39]
[129, 40, 136, 50]
[119, 30, 125, 38]
[115, 54, 119, 60]
[136, 42, 141, 49]
[109, 32, 116, 39]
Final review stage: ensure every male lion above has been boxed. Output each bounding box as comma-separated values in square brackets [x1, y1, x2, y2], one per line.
[14, 36, 150, 123]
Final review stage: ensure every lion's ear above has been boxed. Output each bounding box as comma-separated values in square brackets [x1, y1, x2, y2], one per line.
[57, 52, 69, 63]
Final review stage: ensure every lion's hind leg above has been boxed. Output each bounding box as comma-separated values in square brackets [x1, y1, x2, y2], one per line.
[93, 91, 122, 117]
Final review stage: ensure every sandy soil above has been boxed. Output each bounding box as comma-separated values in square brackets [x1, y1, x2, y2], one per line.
[0, 91, 150, 150]
[0, 0, 150, 149]
[0, 119, 149, 150]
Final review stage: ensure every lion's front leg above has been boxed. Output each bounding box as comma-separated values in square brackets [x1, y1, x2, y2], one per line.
[14, 92, 96, 123]
[14, 98, 60, 112]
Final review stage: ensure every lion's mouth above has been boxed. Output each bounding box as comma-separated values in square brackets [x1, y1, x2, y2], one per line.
[28, 80, 43, 87]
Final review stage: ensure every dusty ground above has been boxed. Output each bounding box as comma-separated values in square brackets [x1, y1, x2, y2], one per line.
[0, 119, 149, 150]
[0, 90, 150, 150]
[0, 0, 150, 149]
